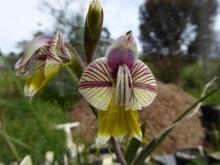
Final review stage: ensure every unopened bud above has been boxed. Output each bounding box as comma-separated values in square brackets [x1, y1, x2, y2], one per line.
[84, 0, 103, 64]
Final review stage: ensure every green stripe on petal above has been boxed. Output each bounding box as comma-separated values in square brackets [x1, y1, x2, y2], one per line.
[98, 96, 142, 141]
[129, 60, 157, 110]
[79, 57, 113, 110]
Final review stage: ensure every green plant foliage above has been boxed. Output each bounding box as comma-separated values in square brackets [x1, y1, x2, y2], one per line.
[0, 70, 69, 163]
[179, 63, 204, 90]
[179, 59, 220, 104]
[125, 123, 147, 164]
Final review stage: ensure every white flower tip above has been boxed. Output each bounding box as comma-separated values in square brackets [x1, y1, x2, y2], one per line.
[56, 31, 62, 36]
[55, 31, 63, 40]
[55, 31, 64, 45]
[96, 135, 110, 145]
[133, 133, 143, 142]
[20, 155, 33, 165]
[24, 86, 36, 100]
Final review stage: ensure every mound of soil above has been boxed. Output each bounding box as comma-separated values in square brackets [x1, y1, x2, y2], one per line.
[69, 80, 204, 153]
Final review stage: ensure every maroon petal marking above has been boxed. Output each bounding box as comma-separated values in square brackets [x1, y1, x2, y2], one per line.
[79, 57, 114, 111]
[129, 60, 157, 110]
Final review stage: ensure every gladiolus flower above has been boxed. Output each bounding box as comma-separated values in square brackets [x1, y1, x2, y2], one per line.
[79, 32, 157, 142]
[15, 32, 71, 99]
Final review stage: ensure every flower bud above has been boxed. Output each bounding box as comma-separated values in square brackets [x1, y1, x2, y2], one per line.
[84, 0, 103, 64]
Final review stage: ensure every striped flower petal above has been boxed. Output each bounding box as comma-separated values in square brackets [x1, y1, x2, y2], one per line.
[49, 32, 71, 64]
[44, 32, 70, 77]
[15, 35, 52, 72]
[79, 57, 113, 110]
[129, 60, 157, 110]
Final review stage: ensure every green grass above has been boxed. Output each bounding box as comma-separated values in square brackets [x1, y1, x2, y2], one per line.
[0, 69, 73, 163]
[0, 97, 69, 163]
[188, 88, 220, 105]
[179, 58, 220, 105]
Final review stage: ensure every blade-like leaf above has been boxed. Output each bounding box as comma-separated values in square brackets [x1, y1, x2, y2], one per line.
[0, 131, 43, 158]
[125, 123, 147, 165]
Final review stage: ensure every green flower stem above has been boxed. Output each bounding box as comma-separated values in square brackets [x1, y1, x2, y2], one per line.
[132, 85, 220, 165]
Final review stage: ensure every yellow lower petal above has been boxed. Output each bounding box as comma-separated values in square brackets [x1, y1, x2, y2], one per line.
[24, 70, 47, 98]
[24, 65, 60, 99]
[98, 97, 142, 142]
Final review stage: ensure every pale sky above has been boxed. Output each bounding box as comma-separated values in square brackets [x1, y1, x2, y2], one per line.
[0, 0, 220, 54]
[0, 0, 144, 54]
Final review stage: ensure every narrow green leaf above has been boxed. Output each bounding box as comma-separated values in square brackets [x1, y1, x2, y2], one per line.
[0, 131, 43, 158]
[0, 131, 20, 160]
[125, 123, 147, 164]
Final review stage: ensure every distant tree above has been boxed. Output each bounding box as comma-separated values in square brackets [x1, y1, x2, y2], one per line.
[0, 50, 3, 57]
[139, 0, 218, 82]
